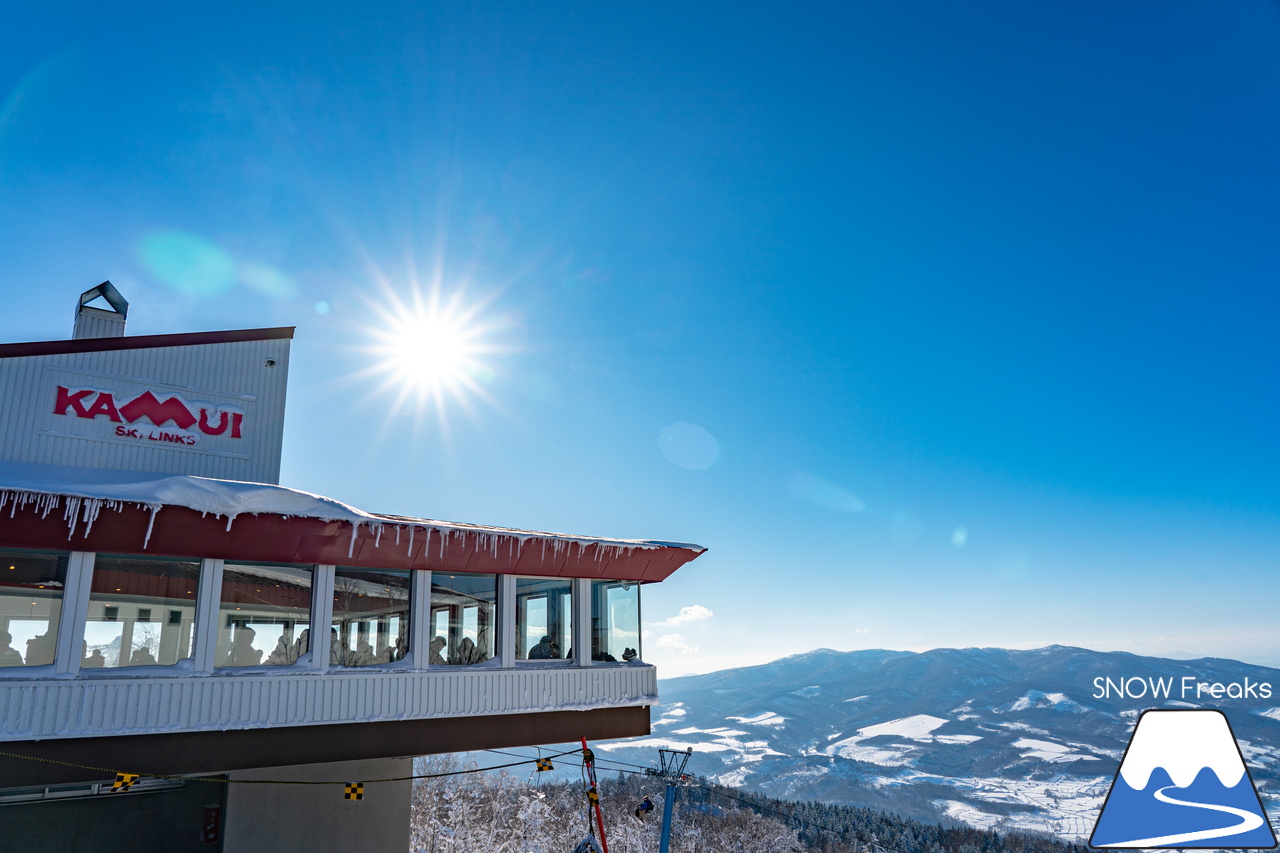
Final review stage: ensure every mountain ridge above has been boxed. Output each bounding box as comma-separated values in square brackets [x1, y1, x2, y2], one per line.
[596, 645, 1280, 840]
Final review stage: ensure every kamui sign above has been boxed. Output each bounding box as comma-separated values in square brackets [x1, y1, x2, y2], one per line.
[53, 385, 246, 447]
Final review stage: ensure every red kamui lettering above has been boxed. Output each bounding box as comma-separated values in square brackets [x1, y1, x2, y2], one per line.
[83, 392, 122, 422]
[53, 386, 94, 417]
[198, 408, 229, 436]
[230, 412, 243, 439]
[119, 391, 198, 430]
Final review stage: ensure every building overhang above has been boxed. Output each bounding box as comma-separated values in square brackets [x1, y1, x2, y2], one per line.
[0, 461, 705, 581]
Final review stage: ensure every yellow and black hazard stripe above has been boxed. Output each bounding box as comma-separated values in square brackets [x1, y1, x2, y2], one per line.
[536, 758, 554, 771]
[344, 782, 364, 800]
[112, 773, 140, 792]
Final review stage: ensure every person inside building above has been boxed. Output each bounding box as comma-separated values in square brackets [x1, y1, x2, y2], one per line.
[292, 628, 309, 662]
[528, 635, 558, 659]
[354, 639, 375, 666]
[130, 646, 158, 666]
[0, 631, 23, 667]
[329, 627, 345, 666]
[429, 635, 447, 664]
[226, 626, 262, 667]
[24, 630, 55, 666]
[455, 636, 480, 665]
[83, 648, 105, 668]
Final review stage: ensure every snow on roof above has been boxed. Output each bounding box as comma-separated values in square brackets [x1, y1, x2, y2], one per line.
[0, 460, 705, 559]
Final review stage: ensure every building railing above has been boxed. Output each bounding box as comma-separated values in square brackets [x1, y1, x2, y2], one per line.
[0, 663, 658, 741]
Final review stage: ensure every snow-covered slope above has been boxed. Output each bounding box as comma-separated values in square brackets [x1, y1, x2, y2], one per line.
[598, 646, 1280, 841]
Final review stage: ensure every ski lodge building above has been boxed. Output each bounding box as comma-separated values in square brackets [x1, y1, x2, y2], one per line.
[0, 284, 705, 852]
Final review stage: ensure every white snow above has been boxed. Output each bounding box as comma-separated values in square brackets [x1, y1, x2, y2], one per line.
[0, 460, 705, 558]
[1011, 738, 1099, 762]
[999, 690, 1090, 714]
[821, 715, 953, 766]
[727, 711, 787, 727]
[936, 734, 983, 744]
[859, 714, 949, 740]
[673, 727, 749, 737]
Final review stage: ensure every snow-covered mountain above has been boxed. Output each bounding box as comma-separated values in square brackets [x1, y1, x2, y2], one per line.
[596, 646, 1280, 841]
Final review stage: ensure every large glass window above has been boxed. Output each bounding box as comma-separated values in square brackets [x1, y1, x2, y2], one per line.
[429, 573, 496, 666]
[590, 580, 640, 663]
[217, 563, 312, 668]
[331, 568, 411, 666]
[0, 549, 68, 668]
[515, 577, 572, 662]
[84, 555, 199, 668]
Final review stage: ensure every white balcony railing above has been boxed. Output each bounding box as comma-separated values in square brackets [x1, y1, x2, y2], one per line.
[0, 663, 657, 741]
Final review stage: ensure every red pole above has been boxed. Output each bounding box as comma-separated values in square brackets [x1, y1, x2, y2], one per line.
[581, 736, 610, 853]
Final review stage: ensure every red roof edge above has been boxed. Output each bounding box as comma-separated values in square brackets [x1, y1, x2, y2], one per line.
[0, 327, 296, 360]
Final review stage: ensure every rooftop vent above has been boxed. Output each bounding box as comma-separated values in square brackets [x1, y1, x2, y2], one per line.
[73, 281, 129, 339]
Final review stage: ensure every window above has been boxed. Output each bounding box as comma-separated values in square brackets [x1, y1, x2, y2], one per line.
[216, 563, 312, 668]
[331, 568, 411, 666]
[0, 549, 68, 667]
[590, 580, 640, 663]
[428, 573, 496, 666]
[515, 577, 572, 662]
[83, 555, 199, 668]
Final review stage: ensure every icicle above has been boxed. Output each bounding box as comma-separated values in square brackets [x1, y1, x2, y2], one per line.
[224, 515, 235, 532]
[348, 521, 360, 558]
[407, 525, 415, 556]
[373, 524, 384, 548]
[142, 505, 161, 549]
[80, 498, 103, 537]
[63, 497, 81, 539]
[394, 526, 401, 546]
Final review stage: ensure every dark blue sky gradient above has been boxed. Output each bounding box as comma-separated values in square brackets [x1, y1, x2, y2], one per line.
[3, 1, 1279, 673]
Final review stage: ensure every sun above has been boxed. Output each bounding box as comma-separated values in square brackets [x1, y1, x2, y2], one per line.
[380, 308, 477, 395]
[353, 280, 506, 432]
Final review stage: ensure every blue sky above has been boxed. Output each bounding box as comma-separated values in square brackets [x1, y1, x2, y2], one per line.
[3, 1, 1279, 676]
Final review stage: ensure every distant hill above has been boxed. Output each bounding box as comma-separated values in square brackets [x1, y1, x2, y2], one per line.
[594, 645, 1280, 840]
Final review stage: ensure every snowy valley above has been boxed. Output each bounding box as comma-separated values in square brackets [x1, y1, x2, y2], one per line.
[593, 646, 1280, 841]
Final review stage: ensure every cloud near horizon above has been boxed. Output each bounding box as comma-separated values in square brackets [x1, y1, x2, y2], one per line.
[649, 605, 714, 628]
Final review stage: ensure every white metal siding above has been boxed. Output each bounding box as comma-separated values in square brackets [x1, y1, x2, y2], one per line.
[0, 665, 657, 741]
[0, 338, 290, 483]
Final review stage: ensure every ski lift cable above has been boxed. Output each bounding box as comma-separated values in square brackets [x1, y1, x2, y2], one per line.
[0, 746, 582, 788]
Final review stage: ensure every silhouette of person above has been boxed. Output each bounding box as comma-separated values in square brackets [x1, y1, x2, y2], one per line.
[0, 631, 24, 667]
[130, 646, 158, 666]
[528, 635, 557, 659]
[429, 636, 447, 665]
[226, 627, 262, 666]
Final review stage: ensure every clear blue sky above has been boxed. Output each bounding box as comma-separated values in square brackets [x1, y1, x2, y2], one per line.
[4, 1, 1279, 676]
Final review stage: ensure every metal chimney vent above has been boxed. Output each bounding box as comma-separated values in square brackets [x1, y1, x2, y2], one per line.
[73, 281, 129, 339]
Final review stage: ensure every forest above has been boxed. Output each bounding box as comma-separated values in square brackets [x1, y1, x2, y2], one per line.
[410, 754, 1092, 853]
